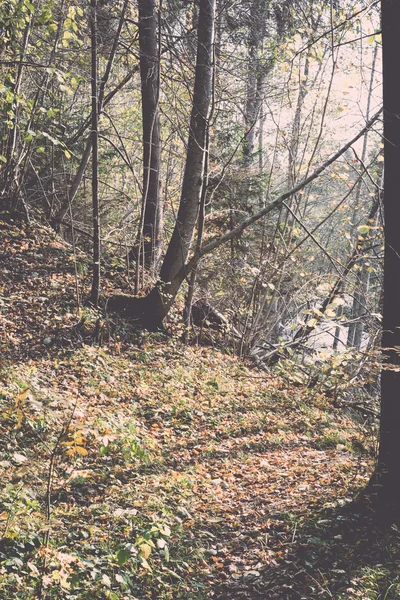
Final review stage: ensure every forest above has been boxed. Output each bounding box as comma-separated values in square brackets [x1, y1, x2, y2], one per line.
[1, 0, 400, 598]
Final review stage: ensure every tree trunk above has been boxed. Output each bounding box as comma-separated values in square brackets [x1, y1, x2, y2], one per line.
[133, 0, 163, 279]
[89, 0, 100, 306]
[332, 305, 343, 351]
[109, 0, 215, 328]
[158, 0, 215, 289]
[373, 0, 400, 524]
[242, 0, 292, 162]
[347, 266, 370, 350]
[0, 15, 32, 214]
[243, 0, 266, 161]
[352, 268, 370, 350]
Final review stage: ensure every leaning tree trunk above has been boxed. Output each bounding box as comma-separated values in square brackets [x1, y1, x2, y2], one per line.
[108, 0, 215, 329]
[373, 0, 400, 524]
[160, 0, 214, 284]
[154, 0, 215, 321]
[134, 0, 163, 281]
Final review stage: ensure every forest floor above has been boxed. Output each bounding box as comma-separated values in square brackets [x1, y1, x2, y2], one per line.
[1, 217, 399, 600]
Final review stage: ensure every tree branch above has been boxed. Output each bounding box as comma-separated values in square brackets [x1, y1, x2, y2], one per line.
[181, 108, 383, 280]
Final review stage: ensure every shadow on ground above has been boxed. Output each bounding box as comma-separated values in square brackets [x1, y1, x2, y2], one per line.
[214, 500, 400, 600]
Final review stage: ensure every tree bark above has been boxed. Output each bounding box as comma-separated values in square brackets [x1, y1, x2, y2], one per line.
[159, 0, 215, 286]
[133, 0, 163, 279]
[374, 0, 400, 524]
[89, 0, 100, 306]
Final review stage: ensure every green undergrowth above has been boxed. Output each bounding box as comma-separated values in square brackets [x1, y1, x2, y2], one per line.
[0, 218, 398, 599]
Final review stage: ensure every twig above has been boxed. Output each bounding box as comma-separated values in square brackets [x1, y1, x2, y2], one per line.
[38, 397, 78, 599]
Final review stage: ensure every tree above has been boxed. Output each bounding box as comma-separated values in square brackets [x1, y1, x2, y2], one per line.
[242, 0, 290, 162]
[89, 0, 100, 307]
[1, 0, 382, 348]
[133, 0, 163, 283]
[346, 44, 379, 350]
[49, 0, 130, 233]
[373, 0, 400, 524]
[109, 0, 216, 329]
[108, 106, 381, 329]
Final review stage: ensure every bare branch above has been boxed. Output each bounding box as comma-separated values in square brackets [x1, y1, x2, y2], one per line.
[182, 108, 383, 278]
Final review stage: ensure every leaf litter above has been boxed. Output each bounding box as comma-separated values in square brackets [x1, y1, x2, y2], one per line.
[0, 218, 399, 599]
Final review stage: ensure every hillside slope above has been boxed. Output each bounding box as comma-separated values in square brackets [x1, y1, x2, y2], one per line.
[0, 219, 397, 600]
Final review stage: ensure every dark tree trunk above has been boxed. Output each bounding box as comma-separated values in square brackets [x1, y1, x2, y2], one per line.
[106, 288, 166, 331]
[134, 0, 163, 277]
[159, 0, 214, 287]
[374, 0, 400, 524]
[109, 0, 215, 328]
[89, 0, 100, 306]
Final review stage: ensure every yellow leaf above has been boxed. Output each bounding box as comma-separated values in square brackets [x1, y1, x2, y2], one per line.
[140, 557, 151, 570]
[139, 543, 152, 560]
[158, 524, 171, 536]
[16, 387, 30, 404]
[75, 446, 88, 456]
[73, 432, 83, 444]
